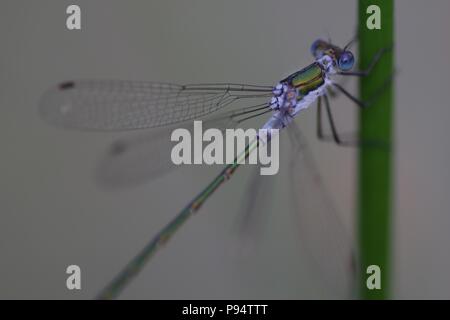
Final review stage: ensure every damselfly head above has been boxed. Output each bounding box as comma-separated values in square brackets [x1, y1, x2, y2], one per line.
[310, 39, 355, 71]
[310, 39, 332, 59]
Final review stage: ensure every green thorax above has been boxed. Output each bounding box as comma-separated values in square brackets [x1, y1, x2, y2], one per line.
[283, 62, 325, 96]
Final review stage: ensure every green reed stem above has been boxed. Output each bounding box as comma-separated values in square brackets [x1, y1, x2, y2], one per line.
[358, 0, 394, 299]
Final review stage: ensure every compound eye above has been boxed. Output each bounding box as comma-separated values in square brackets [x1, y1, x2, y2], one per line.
[338, 51, 355, 71]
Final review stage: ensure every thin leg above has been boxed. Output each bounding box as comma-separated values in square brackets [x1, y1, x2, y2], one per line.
[323, 94, 342, 145]
[316, 96, 324, 139]
[316, 94, 390, 149]
[332, 69, 394, 109]
[317, 94, 358, 147]
[332, 83, 368, 108]
[338, 45, 393, 77]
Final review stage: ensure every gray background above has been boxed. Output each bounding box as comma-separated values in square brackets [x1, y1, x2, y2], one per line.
[1, 0, 449, 299]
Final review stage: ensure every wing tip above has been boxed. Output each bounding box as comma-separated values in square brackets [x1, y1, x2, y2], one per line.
[38, 81, 75, 128]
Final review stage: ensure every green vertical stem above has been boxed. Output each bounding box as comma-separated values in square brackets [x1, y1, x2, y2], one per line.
[358, 0, 394, 299]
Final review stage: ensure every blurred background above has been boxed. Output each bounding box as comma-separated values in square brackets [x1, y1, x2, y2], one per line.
[1, 0, 449, 299]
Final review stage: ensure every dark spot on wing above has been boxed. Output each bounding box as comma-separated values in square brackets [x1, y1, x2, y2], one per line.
[110, 141, 127, 156]
[59, 81, 75, 90]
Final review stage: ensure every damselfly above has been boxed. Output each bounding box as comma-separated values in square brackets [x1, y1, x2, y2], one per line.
[39, 38, 390, 299]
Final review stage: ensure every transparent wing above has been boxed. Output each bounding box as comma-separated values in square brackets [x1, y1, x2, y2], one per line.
[39, 80, 273, 131]
[233, 164, 275, 239]
[286, 121, 356, 298]
[95, 103, 272, 188]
